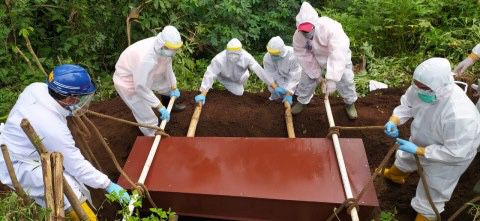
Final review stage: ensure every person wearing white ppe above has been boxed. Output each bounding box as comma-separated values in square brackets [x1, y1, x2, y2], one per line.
[453, 43, 480, 112]
[114, 25, 184, 136]
[263, 36, 302, 105]
[382, 58, 480, 221]
[194, 38, 275, 105]
[0, 64, 130, 220]
[291, 2, 358, 119]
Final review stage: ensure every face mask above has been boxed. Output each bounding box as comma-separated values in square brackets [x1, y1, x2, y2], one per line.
[227, 53, 241, 62]
[416, 88, 437, 104]
[65, 94, 94, 116]
[271, 55, 283, 62]
[302, 30, 314, 40]
[159, 48, 176, 57]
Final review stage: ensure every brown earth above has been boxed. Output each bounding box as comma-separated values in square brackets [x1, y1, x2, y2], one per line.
[2, 88, 480, 220]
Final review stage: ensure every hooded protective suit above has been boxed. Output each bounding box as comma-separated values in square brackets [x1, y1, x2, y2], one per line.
[0, 83, 111, 210]
[292, 2, 357, 105]
[263, 37, 302, 99]
[391, 58, 480, 219]
[199, 39, 273, 96]
[113, 26, 181, 136]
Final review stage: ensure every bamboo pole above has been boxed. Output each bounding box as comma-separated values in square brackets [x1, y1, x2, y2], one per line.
[41, 153, 55, 221]
[23, 35, 47, 76]
[51, 153, 65, 220]
[0, 144, 30, 204]
[283, 101, 295, 138]
[187, 104, 202, 137]
[20, 119, 89, 220]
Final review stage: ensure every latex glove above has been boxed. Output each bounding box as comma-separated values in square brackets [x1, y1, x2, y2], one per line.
[170, 88, 180, 98]
[453, 57, 476, 76]
[384, 121, 399, 138]
[158, 106, 170, 122]
[274, 86, 287, 97]
[283, 95, 293, 105]
[323, 80, 337, 95]
[106, 182, 131, 203]
[396, 138, 418, 154]
[195, 94, 206, 105]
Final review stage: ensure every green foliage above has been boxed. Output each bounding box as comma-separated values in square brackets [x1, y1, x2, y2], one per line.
[377, 208, 399, 221]
[0, 191, 49, 220]
[468, 202, 480, 221]
[105, 189, 176, 221]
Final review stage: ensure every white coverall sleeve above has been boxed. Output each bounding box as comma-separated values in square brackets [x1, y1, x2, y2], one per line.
[285, 58, 302, 93]
[325, 26, 350, 82]
[248, 54, 273, 86]
[200, 58, 222, 92]
[424, 117, 479, 163]
[293, 31, 321, 78]
[133, 60, 162, 108]
[40, 120, 110, 189]
[472, 43, 480, 56]
[166, 60, 177, 88]
[392, 86, 415, 125]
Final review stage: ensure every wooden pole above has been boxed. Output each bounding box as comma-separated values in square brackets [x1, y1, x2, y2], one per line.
[187, 104, 202, 137]
[40, 153, 55, 221]
[0, 144, 30, 204]
[20, 119, 89, 220]
[51, 153, 65, 220]
[283, 101, 295, 138]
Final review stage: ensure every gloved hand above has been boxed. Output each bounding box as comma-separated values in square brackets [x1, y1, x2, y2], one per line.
[195, 94, 206, 105]
[170, 88, 180, 98]
[396, 138, 418, 154]
[384, 121, 399, 138]
[158, 106, 170, 122]
[323, 80, 337, 95]
[274, 86, 287, 97]
[283, 95, 293, 105]
[453, 57, 476, 76]
[106, 182, 131, 203]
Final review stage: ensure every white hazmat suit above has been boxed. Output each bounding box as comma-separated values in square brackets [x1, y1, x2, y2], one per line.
[292, 2, 357, 105]
[113, 26, 181, 136]
[0, 83, 110, 210]
[199, 38, 274, 95]
[263, 36, 302, 100]
[391, 58, 480, 219]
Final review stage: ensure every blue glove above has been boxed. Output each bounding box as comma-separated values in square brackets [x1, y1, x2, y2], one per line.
[159, 106, 170, 122]
[106, 182, 131, 203]
[170, 88, 180, 98]
[283, 95, 293, 105]
[396, 138, 417, 154]
[384, 121, 399, 138]
[195, 94, 206, 105]
[274, 86, 287, 96]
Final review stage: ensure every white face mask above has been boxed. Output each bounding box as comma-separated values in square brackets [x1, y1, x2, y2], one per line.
[159, 48, 176, 57]
[227, 52, 241, 62]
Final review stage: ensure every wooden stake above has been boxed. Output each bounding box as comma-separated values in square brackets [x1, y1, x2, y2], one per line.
[20, 118, 89, 220]
[283, 101, 295, 138]
[187, 104, 202, 137]
[23, 35, 47, 77]
[51, 153, 65, 220]
[0, 144, 30, 204]
[41, 153, 55, 221]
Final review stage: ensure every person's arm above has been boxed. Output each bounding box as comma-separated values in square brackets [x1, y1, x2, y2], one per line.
[293, 31, 321, 77]
[325, 24, 350, 82]
[285, 57, 302, 94]
[166, 59, 177, 90]
[248, 53, 274, 86]
[132, 59, 162, 108]
[200, 58, 222, 93]
[391, 86, 415, 125]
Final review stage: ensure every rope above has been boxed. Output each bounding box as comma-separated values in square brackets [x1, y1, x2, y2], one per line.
[327, 127, 341, 137]
[80, 115, 157, 207]
[72, 116, 91, 138]
[415, 155, 441, 221]
[86, 110, 169, 137]
[447, 196, 480, 221]
[326, 143, 398, 221]
[70, 118, 102, 171]
[327, 125, 384, 138]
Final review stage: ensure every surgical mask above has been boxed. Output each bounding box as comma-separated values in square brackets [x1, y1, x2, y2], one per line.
[159, 48, 176, 57]
[413, 85, 437, 104]
[65, 94, 94, 116]
[227, 53, 241, 62]
[302, 30, 314, 40]
[271, 55, 283, 62]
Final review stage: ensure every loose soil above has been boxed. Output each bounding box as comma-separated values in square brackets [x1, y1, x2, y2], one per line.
[2, 88, 480, 220]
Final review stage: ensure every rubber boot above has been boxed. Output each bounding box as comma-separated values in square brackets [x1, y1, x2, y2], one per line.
[291, 103, 305, 115]
[66, 201, 97, 221]
[345, 103, 358, 120]
[161, 95, 186, 112]
[383, 165, 409, 184]
[415, 213, 434, 221]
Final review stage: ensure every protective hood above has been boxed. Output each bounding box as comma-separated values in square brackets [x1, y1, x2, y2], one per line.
[267, 36, 287, 57]
[154, 25, 182, 55]
[295, 2, 318, 28]
[413, 57, 454, 99]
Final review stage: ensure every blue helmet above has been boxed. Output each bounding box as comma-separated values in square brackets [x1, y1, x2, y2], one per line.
[47, 64, 96, 96]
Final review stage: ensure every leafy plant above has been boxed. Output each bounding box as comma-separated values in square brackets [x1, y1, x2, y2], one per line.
[0, 191, 49, 220]
[378, 208, 399, 221]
